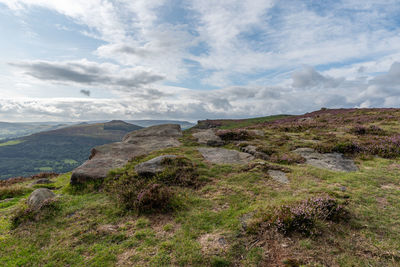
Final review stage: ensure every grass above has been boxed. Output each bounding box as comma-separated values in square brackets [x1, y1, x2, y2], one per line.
[0, 109, 399, 266]
[0, 140, 23, 147]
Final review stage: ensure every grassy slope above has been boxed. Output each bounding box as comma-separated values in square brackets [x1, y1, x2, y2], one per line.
[0, 110, 399, 266]
[0, 121, 142, 180]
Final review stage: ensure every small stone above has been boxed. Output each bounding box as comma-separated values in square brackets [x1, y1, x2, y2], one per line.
[27, 188, 55, 210]
[339, 186, 347, 192]
[135, 155, 177, 176]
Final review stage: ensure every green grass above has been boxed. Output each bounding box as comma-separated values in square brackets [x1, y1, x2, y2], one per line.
[218, 114, 291, 129]
[1, 110, 400, 266]
[0, 140, 23, 147]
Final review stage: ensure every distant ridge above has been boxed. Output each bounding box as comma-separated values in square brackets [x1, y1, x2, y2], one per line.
[0, 121, 143, 180]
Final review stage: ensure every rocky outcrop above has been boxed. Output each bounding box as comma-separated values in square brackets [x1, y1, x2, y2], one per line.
[27, 188, 55, 210]
[135, 155, 177, 177]
[293, 148, 358, 172]
[198, 147, 254, 164]
[192, 129, 224, 146]
[70, 124, 182, 185]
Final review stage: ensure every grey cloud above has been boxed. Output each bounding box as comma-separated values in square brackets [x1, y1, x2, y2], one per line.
[370, 62, 400, 86]
[292, 66, 343, 89]
[80, 89, 91, 96]
[9, 59, 165, 88]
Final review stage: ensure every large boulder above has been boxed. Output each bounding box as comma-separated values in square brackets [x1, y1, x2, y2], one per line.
[27, 188, 55, 210]
[71, 124, 182, 185]
[192, 129, 224, 146]
[198, 147, 254, 164]
[293, 148, 358, 172]
[135, 155, 177, 176]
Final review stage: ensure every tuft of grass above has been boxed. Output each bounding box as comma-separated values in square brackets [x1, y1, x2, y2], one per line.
[250, 195, 349, 236]
[0, 185, 32, 200]
[11, 199, 61, 229]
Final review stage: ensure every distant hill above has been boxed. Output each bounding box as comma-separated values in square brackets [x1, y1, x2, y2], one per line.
[0, 122, 70, 140]
[125, 120, 195, 129]
[0, 120, 142, 180]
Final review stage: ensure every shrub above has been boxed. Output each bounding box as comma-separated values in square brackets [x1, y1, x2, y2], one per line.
[363, 135, 400, 158]
[156, 157, 199, 187]
[136, 183, 173, 212]
[216, 129, 252, 141]
[255, 196, 348, 236]
[332, 141, 361, 154]
[350, 125, 385, 135]
[106, 156, 198, 213]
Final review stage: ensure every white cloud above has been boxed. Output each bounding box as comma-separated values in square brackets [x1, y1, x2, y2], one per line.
[1, 0, 400, 121]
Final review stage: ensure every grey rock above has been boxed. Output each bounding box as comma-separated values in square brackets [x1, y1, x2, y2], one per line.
[293, 148, 358, 172]
[135, 155, 177, 176]
[192, 129, 224, 146]
[268, 170, 289, 184]
[27, 188, 55, 210]
[240, 145, 269, 160]
[198, 147, 254, 164]
[71, 124, 182, 185]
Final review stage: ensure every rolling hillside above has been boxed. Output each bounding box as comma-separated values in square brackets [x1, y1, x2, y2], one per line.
[0, 120, 142, 179]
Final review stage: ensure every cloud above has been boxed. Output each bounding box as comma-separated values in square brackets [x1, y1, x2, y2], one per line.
[292, 66, 343, 89]
[1, 0, 400, 121]
[9, 59, 165, 89]
[80, 89, 90, 96]
[2, 63, 400, 122]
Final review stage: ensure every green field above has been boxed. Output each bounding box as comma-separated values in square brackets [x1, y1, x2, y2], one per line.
[0, 140, 23, 147]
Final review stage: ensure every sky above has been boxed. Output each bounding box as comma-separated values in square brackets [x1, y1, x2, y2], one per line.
[0, 0, 400, 122]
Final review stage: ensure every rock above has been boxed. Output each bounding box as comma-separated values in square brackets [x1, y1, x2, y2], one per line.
[27, 188, 55, 210]
[71, 124, 182, 185]
[135, 155, 177, 176]
[192, 129, 224, 146]
[240, 145, 269, 160]
[293, 148, 358, 172]
[31, 178, 52, 186]
[268, 170, 289, 184]
[198, 147, 254, 164]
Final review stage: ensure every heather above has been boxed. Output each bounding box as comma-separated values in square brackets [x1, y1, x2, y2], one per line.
[251, 196, 349, 236]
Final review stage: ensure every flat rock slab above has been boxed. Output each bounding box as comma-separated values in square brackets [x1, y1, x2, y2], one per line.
[198, 147, 254, 165]
[71, 124, 182, 185]
[192, 129, 224, 146]
[27, 188, 55, 210]
[268, 170, 289, 184]
[293, 148, 358, 172]
[135, 155, 177, 176]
